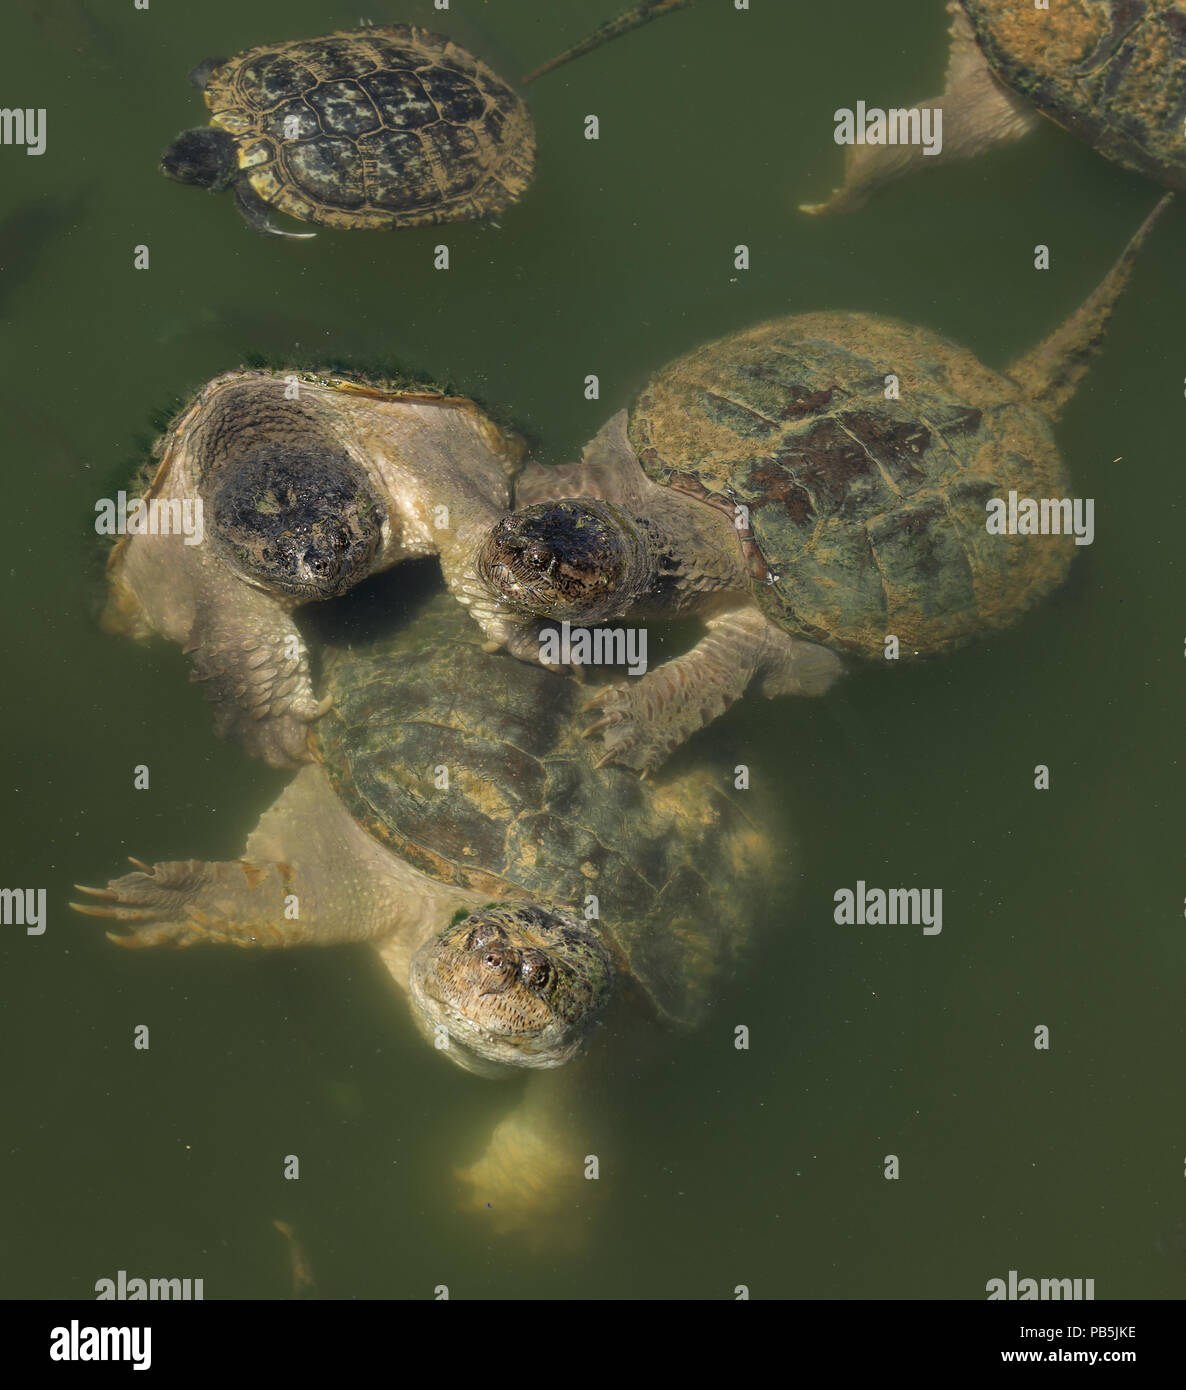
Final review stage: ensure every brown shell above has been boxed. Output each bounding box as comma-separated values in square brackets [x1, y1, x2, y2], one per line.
[314, 594, 775, 1026]
[629, 313, 1075, 658]
[965, 0, 1186, 191]
[204, 26, 536, 229]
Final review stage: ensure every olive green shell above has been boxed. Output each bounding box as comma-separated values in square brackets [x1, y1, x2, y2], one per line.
[314, 595, 773, 1025]
[628, 313, 1074, 658]
[965, 0, 1186, 192]
[204, 27, 535, 229]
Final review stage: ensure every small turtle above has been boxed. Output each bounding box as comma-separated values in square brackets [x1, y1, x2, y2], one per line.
[471, 198, 1167, 773]
[802, 2, 1186, 215]
[103, 368, 525, 767]
[160, 26, 535, 237]
[74, 594, 773, 1232]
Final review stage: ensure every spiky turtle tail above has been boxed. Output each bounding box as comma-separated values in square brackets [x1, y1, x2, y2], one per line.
[522, 0, 694, 84]
[1006, 194, 1172, 420]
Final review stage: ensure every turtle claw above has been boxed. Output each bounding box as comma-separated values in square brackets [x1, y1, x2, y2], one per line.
[106, 929, 158, 950]
[576, 681, 669, 773]
[70, 886, 159, 922]
[233, 179, 316, 240]
[72, 883, 118, 900]
[70, 900, 124, 919]
[579, 684, 623, 718]
[70, 859, 219, 948]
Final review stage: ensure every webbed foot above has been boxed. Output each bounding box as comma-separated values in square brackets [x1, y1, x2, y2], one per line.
[71, 858, 291, 950]
[581, 680, 674, 774]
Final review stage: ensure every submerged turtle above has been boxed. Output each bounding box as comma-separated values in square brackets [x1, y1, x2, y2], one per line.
[160, 26, 536, 237]
[802, 2, 1186, 214]
[103, 368, 525, 766]
[74, 594, 773, 1232]
[471, 198, 1168, 773]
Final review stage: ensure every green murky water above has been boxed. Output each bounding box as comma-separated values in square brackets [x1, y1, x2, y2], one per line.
[2, 0, 1183, 1299]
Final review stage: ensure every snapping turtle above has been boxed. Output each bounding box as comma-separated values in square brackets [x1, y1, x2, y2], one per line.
[802, 2, 1186, 214]
[103, 368, 525, 766]
[472, 198, 1167, 773]
[160, 26, 535, 237]
[74, 594, 772, 1231]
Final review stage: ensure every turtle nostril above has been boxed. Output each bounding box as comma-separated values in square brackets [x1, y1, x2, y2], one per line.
[485, 950, 505, 969]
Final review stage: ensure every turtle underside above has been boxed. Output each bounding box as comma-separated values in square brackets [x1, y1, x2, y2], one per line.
[204, 26, 536, 228]
[628, 314, 1075, 657]
[314, 596, 773, 1025]
[964, 0, 1186, 192]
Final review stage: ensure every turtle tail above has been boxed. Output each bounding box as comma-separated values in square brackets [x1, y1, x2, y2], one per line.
[1006, 194, 1172, 420]
[522, 0, 694, 84]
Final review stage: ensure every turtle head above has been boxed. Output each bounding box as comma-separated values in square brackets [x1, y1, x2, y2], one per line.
[409, 906, 614, 1076]
[160, 127, 239, 191]
[211, 443, 385, 600]
[477, 499, 647, 623]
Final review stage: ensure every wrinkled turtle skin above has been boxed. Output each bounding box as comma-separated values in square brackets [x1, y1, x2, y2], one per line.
[965, 0, 1186, 192]
[314, 596, 771, 1027]
[204, 26, 536, 228]
[628, 313, 1074, 657]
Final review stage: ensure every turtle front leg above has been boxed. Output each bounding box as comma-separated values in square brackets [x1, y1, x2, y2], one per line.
[185, 588, 330, 768]
[72, 858, 308, 951]
[233, 180, 316, 240]
[75, 768, 412, 954]
[582, 605, 843, 773]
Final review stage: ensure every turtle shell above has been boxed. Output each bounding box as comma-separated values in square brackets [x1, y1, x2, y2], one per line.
[314, 594, 773, 1026]
[964, 0, 1186, 191]
[628, 313, 1075, 658]
[203, 26, 535, 229]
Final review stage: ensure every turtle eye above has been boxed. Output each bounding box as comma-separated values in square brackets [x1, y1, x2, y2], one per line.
[519, 951, 551, 992]
[526, 545, 551, 568]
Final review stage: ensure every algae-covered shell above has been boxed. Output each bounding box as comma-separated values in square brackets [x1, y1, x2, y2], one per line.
[314, 595, 772, 1025]
[964, 0, 1186, 193]
[628, 314, 1074, 656]
[205, 26, 535, 228]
